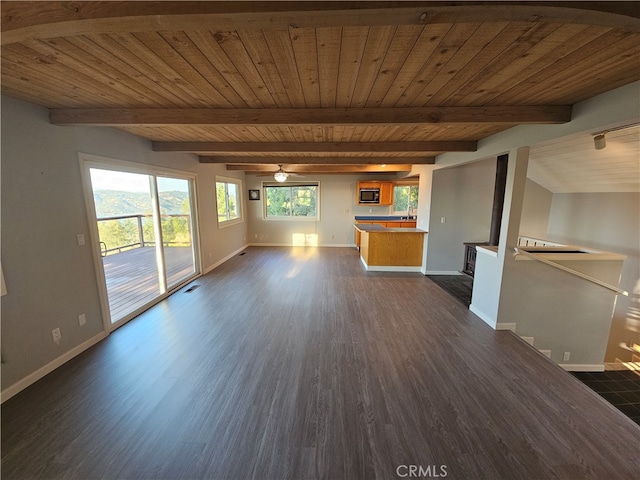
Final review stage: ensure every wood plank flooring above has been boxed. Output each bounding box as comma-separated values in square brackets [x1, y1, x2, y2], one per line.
[2, 247, 639, 480]
[103, 246, 195, 321]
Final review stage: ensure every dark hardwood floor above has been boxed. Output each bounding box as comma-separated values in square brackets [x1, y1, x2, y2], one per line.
[2, 247, 639, 480]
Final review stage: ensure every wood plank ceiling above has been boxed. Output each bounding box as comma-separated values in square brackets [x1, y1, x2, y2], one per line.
[2, 2, 639, 175]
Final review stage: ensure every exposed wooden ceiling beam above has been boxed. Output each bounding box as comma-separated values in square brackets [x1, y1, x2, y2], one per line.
[202, 156, 435, 165]
[155, 142, 474, 154]
[226, 164, 414, 173]
[4, 2, 639, 44]
[50, 106, 572, 126]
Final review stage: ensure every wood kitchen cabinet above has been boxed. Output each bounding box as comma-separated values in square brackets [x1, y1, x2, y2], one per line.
[379, 182, 393, 205]
[357, 181, 380, 189]
[354, 220, 417, 246]
[355, 180, 393, 205]
[354, 224, 426, 271]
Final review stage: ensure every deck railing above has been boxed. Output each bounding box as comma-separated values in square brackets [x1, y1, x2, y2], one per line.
[97, 214, 191, 256]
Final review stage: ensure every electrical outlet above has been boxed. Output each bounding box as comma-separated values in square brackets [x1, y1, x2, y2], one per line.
[52, 328, 61, 344]
[77, 234, 85, 245]
[441, 216, 446, 224]
[563, 351, 570, 361]
[78, 313, 86, 326]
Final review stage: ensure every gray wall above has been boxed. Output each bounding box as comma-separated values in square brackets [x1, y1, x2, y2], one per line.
[499, 254, 624, 366]
[1, 96, 247, 391]
[547, 192, 640, 362]
[245, 174, 396, 246]
[521, 179, 552, 239]
[426, 158, 496, 273]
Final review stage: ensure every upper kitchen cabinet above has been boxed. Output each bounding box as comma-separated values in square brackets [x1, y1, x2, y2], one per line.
[356, 181, 393, 206]
[379, 182, 393, 205]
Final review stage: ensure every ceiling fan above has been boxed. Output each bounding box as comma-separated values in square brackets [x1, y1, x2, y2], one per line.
[257, 164, 303, 182]
[273, 164, 289, 182]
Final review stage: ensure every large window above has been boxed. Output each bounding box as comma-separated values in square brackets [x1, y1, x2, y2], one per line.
[216, 177, 243, 226]
[393, 184, 419, 215]
[264, 182, 319, 220]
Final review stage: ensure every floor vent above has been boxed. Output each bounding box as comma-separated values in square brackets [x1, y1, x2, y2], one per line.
[239, 252, 246, 256]
[184, 285, 201, 293]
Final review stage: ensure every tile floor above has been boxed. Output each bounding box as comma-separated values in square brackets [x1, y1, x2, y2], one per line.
[571, 370, 640, 426]
[426, 274, 473, 306]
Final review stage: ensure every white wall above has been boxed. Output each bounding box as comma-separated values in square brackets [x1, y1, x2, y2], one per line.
[547, 192, 640, 363]
[423, 165, 554, 275]
[1, 96, 247, 394]
[245, 174, 397, 246]
[499, 254, 624, 367]
[520, 179, 552, 239]
[425, 159, 496, 274]
[441, 82, 639, 337]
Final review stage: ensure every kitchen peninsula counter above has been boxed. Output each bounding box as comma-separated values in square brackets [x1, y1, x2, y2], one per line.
[354, 224, 427, 272]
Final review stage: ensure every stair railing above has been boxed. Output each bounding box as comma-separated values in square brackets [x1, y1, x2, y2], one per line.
[513, 247, 628, 296]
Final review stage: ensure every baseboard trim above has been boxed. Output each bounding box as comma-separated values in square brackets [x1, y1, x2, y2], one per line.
[469, 304, 496, 329]
[560, 364, 605, 372]
[248, 243, 355, 248]
[3, 244, 250, 403]
[1, 331, 108, 403]
[424, 271, 463, 275]
[496, 322, 517, 332]
[203, 244, 249, 274]
[360, 256, 422, 272]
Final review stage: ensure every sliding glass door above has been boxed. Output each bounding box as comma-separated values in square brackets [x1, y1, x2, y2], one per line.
[83, 159, 199, 327]
[156, 176, 197, 289]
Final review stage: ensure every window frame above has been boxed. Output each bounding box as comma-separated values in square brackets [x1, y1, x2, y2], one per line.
[392, 183, 420, 215]
[262, 181, 320, 221]
[215, 176, 244, 228]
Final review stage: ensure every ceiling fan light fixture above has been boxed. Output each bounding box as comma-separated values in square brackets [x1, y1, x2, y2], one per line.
[274, 171, 288, 182]
[274, 165, 288, 182]
[593, 133, 606, 150]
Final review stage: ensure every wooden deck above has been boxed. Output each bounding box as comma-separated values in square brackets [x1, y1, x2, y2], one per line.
[2, 247, 638, 479]
[102, 246, 195, 322]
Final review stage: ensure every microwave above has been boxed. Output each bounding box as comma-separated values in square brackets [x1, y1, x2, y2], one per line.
[359, 188, 380, 204]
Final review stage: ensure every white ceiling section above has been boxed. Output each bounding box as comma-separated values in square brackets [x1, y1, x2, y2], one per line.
[528, 125, 640, 193]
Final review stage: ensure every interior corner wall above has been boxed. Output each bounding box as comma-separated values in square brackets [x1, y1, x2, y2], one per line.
[520, 179, 552, 239]
[547, 192, 640, 363]
[425, 158, 496, 273]
[0, 96, 247, 393]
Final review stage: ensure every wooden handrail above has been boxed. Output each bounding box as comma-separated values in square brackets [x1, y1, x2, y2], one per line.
[513, 248, 628, 296]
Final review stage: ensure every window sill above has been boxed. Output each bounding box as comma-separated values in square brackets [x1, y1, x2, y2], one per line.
[264, 216, 319, 222]
[218, 218, 244, 229]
